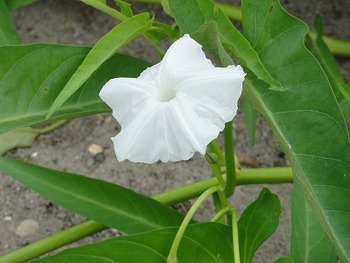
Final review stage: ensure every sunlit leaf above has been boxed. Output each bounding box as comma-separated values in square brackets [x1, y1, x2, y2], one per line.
[47, 13, 153, 117]
[0, 44, 150, 134]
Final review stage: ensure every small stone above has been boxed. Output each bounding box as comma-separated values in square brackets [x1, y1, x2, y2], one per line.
[31, 152, 38, 158]
[93, 152, 105, 163]
[104, 116, 113, 124]
[4, 216, 12, 221]
[88, 144, 103, 155]
[15, 219, 40, 237]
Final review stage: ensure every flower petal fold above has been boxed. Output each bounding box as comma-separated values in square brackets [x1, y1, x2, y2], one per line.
[99, 34, 245, 163]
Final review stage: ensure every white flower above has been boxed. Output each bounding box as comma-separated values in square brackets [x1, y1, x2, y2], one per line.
[100, 34, 245, 163]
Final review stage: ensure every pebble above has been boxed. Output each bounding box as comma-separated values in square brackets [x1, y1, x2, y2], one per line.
[15, 219, 40, 238]
[93, 152, 105, 162]
[88, 144, 103, 155]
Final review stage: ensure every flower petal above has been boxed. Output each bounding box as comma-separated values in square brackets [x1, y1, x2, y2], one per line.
[140, 34, 214, 91]
[175, 65, 245, 146]
[99, 78, 158, 126]
[114, 101, 204, 163]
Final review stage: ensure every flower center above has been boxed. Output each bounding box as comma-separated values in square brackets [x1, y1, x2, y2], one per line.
[159, 88, 177, 102]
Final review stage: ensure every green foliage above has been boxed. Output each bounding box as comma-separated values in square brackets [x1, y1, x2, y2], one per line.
[1, 0, 350, 262]
[0, 0, 21, 45]
[305, 15, 350, 120]
[0, 128, 41, 155]
[238, 188, 281, 263]
[291, 184, 337, 262]
[0, 45, 150, 134]
[0, 157, 184, 232]
[168, 0, 284, 91]
[47, 13, 153, 117]
[33, 223, 233, 263]
[241, 0, 350, 261]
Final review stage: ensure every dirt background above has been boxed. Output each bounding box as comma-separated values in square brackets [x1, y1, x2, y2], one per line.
[1, 0, 349, 262]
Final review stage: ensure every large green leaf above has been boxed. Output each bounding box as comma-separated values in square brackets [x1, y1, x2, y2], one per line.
[291, 183, 337, 262]
[305, 16, 350, 120]
[238, 188, 281, 263]
[0, 157, 184, 233]
[0, 0, 21, 45]
[47, 13, 153, 117]
[0, 44, 150, 134]
[241, 0, 350, 261]
[33, 223, 233, 263]
[168, 0, 283, 91]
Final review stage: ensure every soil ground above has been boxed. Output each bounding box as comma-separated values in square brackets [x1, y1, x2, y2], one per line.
[1, 0, 349, 262]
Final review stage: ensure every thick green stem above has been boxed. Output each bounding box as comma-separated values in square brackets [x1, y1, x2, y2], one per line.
[166, 186, 221, 263]
[224, 121, 236, 196]
[236, 167, 293, 185]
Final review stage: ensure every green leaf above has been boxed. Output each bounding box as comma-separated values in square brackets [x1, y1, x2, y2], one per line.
[241, 0, 350, 261]
[168, 0, 284, 91]
[191, 21, 233, 66]
[114, 0, 133, 17]
[33, 223, 233, 263]
[238, 188, 281, 263]
[242, 97, 257, 146]
[47, 13, 153, 117]
[305, 16, 350, 119]
[0, 121, 66, 155]
[5, 0, 38, 11]
[0, 157, 184, 232]
[0, 0, 21, 45]
[0, 44, 151, 134]
[291, 183, 337, 262]
[0, 128, 39, 155]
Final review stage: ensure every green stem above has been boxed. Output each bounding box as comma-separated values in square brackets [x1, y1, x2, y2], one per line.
[0, 221, 107, 263]
[167, 186, 221, 263]
[208, 140, 225, 165]
[0, 167, 293, 262]
[80, 0, 127, 21]
[153, 177, 220, 205]
[224, 121, 236, 196]
[231, 208, 241, 263]
[211, 207, 232, 223]
[236, 167, 293, 185]
[33, 120, 67, 133]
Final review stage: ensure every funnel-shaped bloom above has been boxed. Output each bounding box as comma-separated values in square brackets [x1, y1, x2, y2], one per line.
[100, 34, 245, 163]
